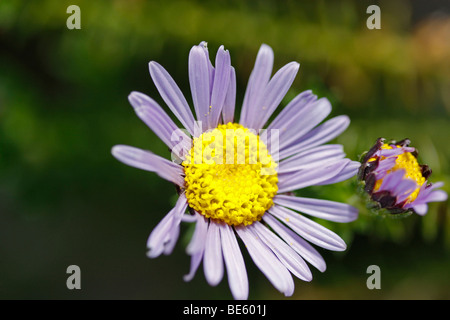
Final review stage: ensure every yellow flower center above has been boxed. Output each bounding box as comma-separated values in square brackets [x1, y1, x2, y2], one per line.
[371, 144, 425, 202]
[182, 123, 278, 226]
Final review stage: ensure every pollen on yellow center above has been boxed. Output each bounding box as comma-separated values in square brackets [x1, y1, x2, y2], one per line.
[182, 123, 278, 226]
[371, 144, 425, 202]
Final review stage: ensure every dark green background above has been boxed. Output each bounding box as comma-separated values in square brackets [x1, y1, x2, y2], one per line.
[1, 0, 449, 299]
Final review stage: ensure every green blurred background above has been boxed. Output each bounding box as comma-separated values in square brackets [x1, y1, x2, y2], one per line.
[1, 0, 449, 299]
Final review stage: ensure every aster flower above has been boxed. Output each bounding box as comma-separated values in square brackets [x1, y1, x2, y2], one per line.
[358, 138, 448, 215]
[112, 42, 360, 299]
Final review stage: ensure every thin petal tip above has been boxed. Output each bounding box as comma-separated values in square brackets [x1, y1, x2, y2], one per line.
[111, 145, 125, 158]
[128, 91, 144, 108]
[148, 61, 161, 74]
[260, 43, 273, 53]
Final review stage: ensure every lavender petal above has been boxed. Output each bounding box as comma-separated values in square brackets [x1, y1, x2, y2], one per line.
[209, 45, 232, 128]
[240, 44, 274, 127]
[274, 194, 359, 223]
[379, 169, 406, 192]
[315, 160, 361, 185]
[183, 250, 204, 282]
[277, 159, 351, 193]
[252, 222, 313, 282]
[222, 67, 236, 124]
[412, 203, 428, 215]
[263, 214, 327, 272]
[111, 145, 185, 186]
[279, 115, 350, 160]
[236, 225, 294, 297]
[269, 205, 347, 251]
[184, 214, 208, 282]
[146, 194, 188, 258]
[189, 45, 211, 130]
[203, 221, 224, 286]
[267, 90, 316, 131]
[186, 214, 208, 255]
[277, 98, 332, 151]
[220, 224, 249, 300]
[128, 91, 192, 152]
[278, 144, 345, 173]
[149, 61, 196, 135]
[251, 62, 300, 130]
[395, 179, 420, 203]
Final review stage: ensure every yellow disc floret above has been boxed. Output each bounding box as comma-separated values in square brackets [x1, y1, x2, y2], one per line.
[372, 144, 425, 202]
[182, 123, 278, 226]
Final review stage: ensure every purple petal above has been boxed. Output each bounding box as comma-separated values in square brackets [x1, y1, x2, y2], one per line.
[252, 222, 312, 282]
[111, 145, 185, 186]
[428, 181, 444, 189]
[240, 44, 274, 127]
[235, 225, 294, 297]
[251, 62, 300, 130]
[209, 46, 232, 128]
[395, 179, 420, 203]
[222, 67, 236, 124]
[277, 98, 332, 151]
[374, 157, 397, 178]
[184, 214, 208, 282]
[146, 211, 174, 258]
[378, 147, 415, 157]
[220, 224, 249, 300]
[409, 184, 448, 207]
[274, 195, 359, 223]
[379, 169, 406, 192]
[414, 182, 442, 202]
[412, 203, 428, 215]
[277, 159, 350, 193]
[149, 61, 196, 135]
[315, 160, 360, 185]
[267, 90, 316, 131]
[186, 214, 208, 255]
[181, 214, 197, 223]
[197, 41, 215, 91]
[184, 250, 204, 282]
[263, 214, 327, 272]
[163, 223, 180, 255]
[189, 45, 211, 130]
[279, 115, 350, 160]
[146, 194, 188, 258]
[203, 221, 224, 286]
[278, 144, 345, 173]
[269, 205, 347, 251]
[128, 91, 192, 153]
[422, 189, 448, 203]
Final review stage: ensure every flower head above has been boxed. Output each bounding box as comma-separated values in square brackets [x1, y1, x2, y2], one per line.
[358, 138, 447, 215]
[112, 42, 360, 299]
[183, 123, 278, 226]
